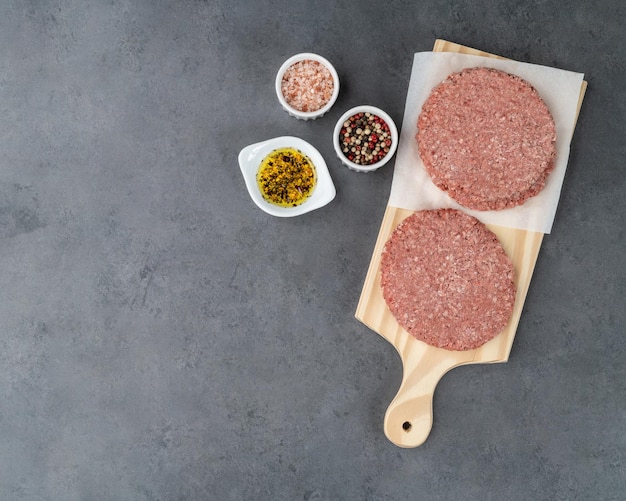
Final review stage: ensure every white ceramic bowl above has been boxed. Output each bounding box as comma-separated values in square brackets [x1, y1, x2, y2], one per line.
[238, 136, 336, 217]
[275, 53, 340, 120]
[333, 105, 399, 173]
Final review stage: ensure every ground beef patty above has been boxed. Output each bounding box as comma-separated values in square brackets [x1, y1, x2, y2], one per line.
[416, 67, 556, 211]
[380, 209, 516, 351]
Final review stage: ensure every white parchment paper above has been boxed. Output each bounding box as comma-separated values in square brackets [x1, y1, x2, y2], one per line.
[389, 52, 584, 234]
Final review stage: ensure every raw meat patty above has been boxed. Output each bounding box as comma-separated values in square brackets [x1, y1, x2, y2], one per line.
[416, 67, 557, 211]
[380, 209, 516, 351]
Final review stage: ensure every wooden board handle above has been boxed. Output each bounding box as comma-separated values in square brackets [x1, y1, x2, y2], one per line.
[383, 339, 475, 447]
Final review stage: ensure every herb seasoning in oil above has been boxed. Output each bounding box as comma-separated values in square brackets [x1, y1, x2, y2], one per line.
[257, 148, 316, 207]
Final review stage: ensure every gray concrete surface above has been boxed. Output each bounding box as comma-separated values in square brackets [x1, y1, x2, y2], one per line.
[1, 1, 624, 499]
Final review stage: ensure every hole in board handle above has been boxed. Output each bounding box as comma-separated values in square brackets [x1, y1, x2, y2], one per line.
[402, 421, 412, 432]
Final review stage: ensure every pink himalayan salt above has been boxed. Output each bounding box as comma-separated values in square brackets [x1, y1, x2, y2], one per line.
[281, 60, 334, 113]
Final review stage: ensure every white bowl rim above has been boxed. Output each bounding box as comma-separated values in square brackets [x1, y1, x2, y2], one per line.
[275, 53, 340, 118]
[238, 136, 336, 217]
[333, 105, 399, 172]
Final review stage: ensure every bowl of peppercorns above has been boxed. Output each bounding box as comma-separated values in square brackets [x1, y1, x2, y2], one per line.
[276, 53, 340, 120]
[333, 105, 398, 172]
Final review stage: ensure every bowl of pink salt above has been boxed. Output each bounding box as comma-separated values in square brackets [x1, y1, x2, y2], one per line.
[275, 53, 340, 120]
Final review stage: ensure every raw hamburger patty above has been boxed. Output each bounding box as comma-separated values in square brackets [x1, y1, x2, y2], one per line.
[380, 209, 516, 351]
[416, 67, 557, 211]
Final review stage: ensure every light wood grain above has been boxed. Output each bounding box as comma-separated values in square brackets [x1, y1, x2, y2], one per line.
[355, 39, 587, 448]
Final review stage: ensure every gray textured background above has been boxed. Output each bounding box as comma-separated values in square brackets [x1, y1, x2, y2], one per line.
[1, 1, 624, 500]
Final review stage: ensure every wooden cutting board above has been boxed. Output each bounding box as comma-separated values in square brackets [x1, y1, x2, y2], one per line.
[354, 40, 587, 448]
